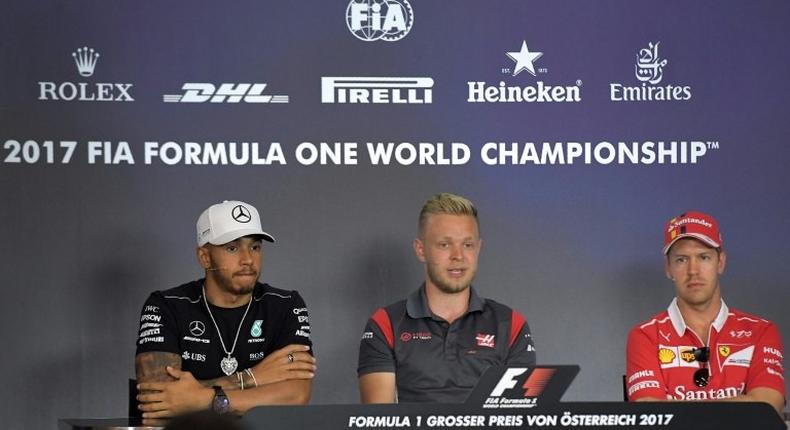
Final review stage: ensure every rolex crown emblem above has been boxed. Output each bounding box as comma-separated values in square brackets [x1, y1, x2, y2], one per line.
[72, 46, 100, 77]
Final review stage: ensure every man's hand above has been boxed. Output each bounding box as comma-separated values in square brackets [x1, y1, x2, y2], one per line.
[136, 366, 213, 419]
[250, 344, 316, 385]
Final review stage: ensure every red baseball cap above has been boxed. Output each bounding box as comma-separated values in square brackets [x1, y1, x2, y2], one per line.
[663, 211, 723, 255]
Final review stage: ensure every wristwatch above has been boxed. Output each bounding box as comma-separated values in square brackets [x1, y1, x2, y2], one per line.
[212, 386, 230, 414]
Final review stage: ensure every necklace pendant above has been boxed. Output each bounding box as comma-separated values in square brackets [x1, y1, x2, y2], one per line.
[220, 356, 238, 376]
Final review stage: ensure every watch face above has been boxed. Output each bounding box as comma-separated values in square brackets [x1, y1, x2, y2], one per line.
[213, 393, 230, 414]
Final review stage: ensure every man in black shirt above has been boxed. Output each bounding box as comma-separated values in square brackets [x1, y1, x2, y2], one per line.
[135, 200, 315, 420]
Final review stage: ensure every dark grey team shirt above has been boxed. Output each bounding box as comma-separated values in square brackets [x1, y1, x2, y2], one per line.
[358, 286, 536, 403]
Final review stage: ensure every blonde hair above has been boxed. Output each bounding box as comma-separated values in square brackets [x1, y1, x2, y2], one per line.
[418, 193, 479, 236]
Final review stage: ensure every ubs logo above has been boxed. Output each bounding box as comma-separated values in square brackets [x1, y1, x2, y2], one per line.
[232, 205, 251, 223]
[189, 320, 206, 337]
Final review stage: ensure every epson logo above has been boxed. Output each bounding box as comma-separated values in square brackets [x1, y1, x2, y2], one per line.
[163, 83, 289, 104]
[322, 77, 433, 104]
[38, 47, 134, 102]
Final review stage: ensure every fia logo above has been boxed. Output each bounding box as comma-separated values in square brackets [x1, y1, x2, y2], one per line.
[346, 0, 413, 42]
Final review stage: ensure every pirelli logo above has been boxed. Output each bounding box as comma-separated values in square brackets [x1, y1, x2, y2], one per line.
[321, 77, 433, 104]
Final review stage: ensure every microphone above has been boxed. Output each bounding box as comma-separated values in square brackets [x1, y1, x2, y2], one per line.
[206, 267, 227, 271]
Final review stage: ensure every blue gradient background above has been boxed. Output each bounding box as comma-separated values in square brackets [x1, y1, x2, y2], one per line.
[1, 1, 789, 428]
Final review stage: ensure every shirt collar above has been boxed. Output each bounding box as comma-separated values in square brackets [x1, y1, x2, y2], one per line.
[406, 284, 485, 319]
[667, 297, 729, 337]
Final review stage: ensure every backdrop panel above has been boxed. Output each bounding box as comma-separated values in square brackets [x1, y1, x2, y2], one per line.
[1, 1, 789, 428]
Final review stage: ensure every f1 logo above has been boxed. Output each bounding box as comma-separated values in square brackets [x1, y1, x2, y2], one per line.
[489, 368, 556, 397]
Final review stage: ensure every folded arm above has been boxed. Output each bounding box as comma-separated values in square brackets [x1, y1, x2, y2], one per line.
[135, 344, 315, 419]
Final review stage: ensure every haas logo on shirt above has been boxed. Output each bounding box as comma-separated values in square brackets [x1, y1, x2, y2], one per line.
[476, 333, 496, 348]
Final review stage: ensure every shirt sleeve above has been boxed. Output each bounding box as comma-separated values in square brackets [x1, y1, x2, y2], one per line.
[625, 326, 669, 401]
[745, 322, 785, 396]
[357, 308, 396, 376]
[505, 310, 537, 366]
[271, 290, 313, 351]
[135, 292, 181, 355]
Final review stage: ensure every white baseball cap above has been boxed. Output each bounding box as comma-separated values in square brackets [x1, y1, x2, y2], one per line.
[196, 200, 275, 246]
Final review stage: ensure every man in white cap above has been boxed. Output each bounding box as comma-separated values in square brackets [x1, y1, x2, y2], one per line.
[626, 211, 784, 414]
[134, 200, 316, 421]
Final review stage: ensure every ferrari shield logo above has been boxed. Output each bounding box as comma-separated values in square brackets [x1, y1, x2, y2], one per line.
[718, 345, 731, 357]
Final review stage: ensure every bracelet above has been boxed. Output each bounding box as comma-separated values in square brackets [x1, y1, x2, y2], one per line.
[236, 371, 245, 390]
[245, 368, 258, 387]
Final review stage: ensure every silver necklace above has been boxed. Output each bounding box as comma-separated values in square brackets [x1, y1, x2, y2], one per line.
[202, 285, 254, 376]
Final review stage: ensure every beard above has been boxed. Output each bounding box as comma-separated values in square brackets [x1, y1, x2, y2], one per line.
[426, 263, 475, 294]
[208, 269, 258, 296]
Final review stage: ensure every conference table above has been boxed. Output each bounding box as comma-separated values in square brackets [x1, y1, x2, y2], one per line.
[59, 366, 788, 430]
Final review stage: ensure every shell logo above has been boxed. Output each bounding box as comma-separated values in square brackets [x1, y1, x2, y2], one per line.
[658, 348, 676, 364]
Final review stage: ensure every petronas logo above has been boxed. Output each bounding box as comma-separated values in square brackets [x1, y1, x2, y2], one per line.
[251, 320, 263, 338]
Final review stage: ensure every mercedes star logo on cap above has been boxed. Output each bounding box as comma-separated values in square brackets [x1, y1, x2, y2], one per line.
[231, 205, 252, 223]
[189, 320, 206, 337]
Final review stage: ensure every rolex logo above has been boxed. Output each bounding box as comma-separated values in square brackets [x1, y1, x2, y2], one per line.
[38, 47, 134, 102]
[72, 47, 100, 77]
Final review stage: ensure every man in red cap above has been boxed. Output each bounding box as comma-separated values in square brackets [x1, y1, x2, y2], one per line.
[625, 211, 785, 414]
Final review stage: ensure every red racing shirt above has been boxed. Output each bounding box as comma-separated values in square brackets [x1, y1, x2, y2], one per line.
[626, 299, 785, 402]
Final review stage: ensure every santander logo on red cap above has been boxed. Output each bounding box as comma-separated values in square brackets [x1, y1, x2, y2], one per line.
[666, 215, 713, 233]
[662, 211, 722, 254]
